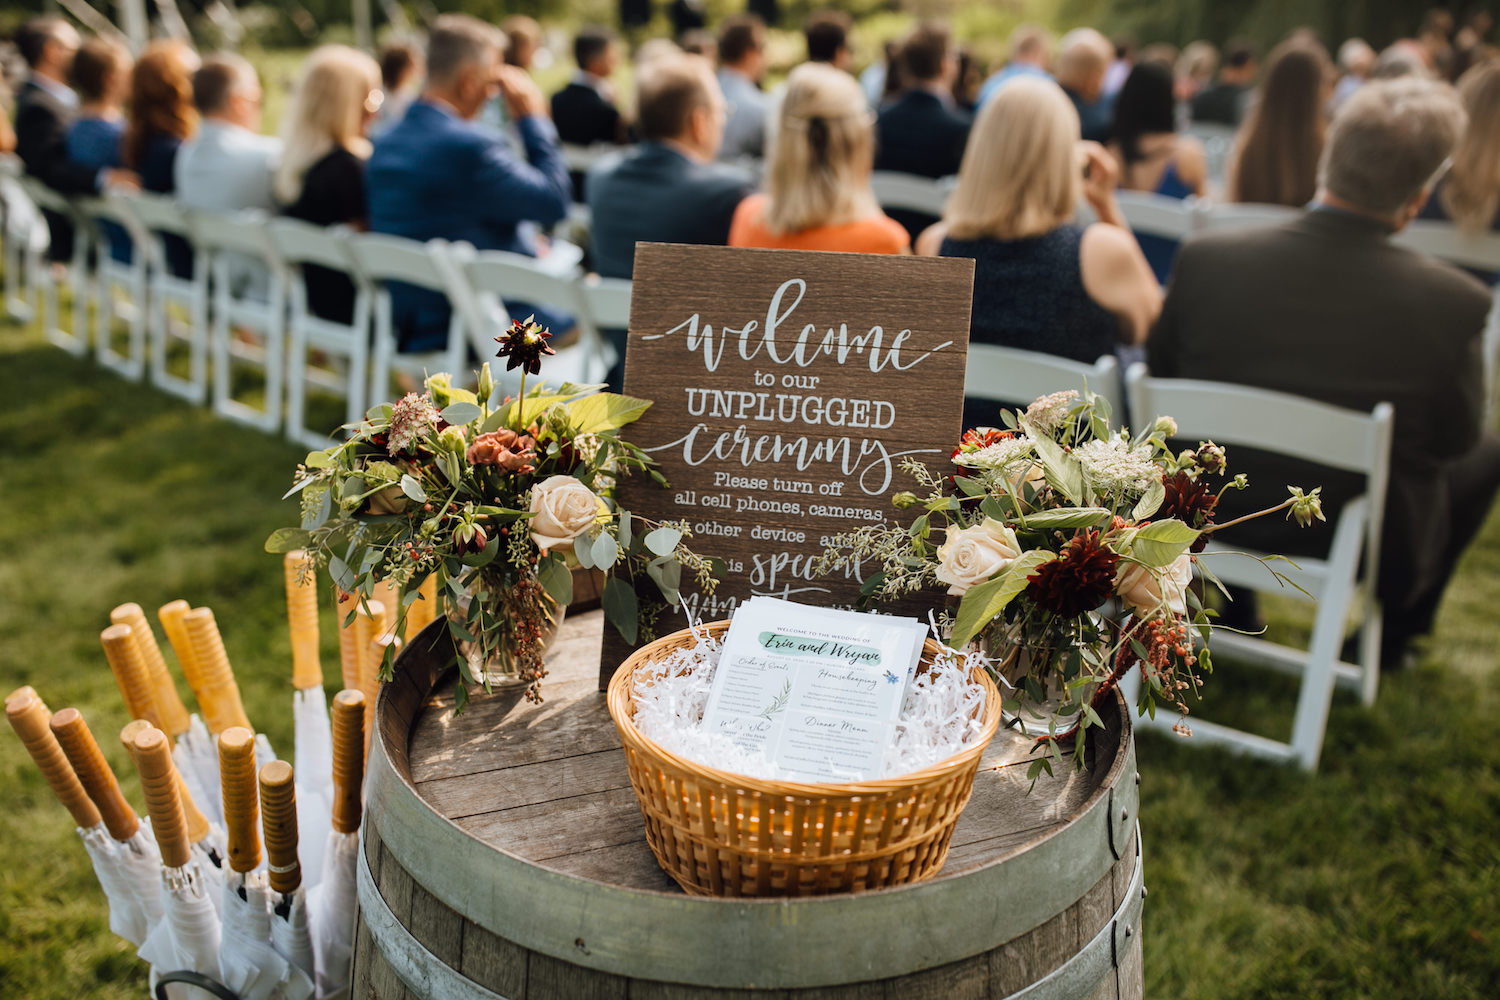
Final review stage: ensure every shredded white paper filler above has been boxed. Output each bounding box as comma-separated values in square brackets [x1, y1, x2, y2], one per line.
[629, 622, 993, 782]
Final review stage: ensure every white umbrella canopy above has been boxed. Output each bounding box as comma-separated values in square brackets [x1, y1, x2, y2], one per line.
[218, 727, 313, 1000]
[128, 726, 223, 1000]
[310, 689, 367, 998]
[49, 706, 166, 946]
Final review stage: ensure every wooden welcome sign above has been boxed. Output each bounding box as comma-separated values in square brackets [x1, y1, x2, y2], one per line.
[601, 244, 975, 686]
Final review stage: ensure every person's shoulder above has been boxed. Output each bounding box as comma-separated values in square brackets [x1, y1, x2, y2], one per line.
[869, 213, 912, 252]
[686, 156, 754, 192]
[1392, 243, 1493, 310]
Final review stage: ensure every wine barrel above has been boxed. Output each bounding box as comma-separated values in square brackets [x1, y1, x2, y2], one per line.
[352, 611, 1144, 999]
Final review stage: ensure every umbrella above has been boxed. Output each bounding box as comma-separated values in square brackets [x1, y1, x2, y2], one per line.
[309, 689, 365, 998]
[260, 761, 316, 994]
[49, 706, 165, 946]
[157, 601, 229, 824]
[218, 726, 306, 1000]
[128, 725, 223, 1000]
[285, 551, 331, 890]
[121, 719, 227, 915]
[404, 574, 440, 641]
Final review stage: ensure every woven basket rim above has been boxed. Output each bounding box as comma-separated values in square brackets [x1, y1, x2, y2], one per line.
[607, 619, 1003, 796]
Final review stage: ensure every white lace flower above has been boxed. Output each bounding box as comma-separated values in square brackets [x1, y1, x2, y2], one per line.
[387, 392, 439, 456]
[1025, 390, 1079, 433]
[1074, 436, 1162, 496]
[953, 436, 1035, 472]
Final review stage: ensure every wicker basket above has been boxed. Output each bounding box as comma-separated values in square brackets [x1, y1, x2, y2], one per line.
[606, 620, 1003, 897]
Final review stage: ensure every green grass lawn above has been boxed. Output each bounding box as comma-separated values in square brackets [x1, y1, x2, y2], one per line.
[2, 310, 1500, 998]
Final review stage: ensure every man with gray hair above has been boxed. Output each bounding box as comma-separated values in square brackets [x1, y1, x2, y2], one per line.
[369, 13, 570, 353]
[1149, 78, 1500, 669]
[1054, 27, 1114, 142]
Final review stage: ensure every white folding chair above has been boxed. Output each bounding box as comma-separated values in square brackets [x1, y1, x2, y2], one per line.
[1184, 123, 1237, 187]
[1196, 201, 1300, 235]
[347, 232, 467, 406]
[269, 218, 371, 451]
[1390, 221, 1500, 422]
[870, 171, 953, 218]
[444, 245, 613, 393]
[560, 142, 626, 177]
[0, 154, 43, 322]
[963, 345, 1126, 428]
[18, 176, 92, 359]
[1124, 364, 1394, 771]
[191, 207, 288, 433]
[1111, 191, 1201, 243]
[120, 192, 209, 403]
[577, 273, 631, 329]
[77, 192, 150, 380]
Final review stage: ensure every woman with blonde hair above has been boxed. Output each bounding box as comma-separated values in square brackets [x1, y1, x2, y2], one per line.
[1423, 60, 1500, 236]
[123, 39, 198, 275]
[277, 45, 382, 323]
[729, 62, 908, 253]
[1226, 38, 1333, 208]
[916, 77, 1158, 425]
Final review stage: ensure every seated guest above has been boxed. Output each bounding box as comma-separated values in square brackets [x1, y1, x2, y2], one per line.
[1332, 38, 1376, 110]
[372, 40, 422, 138]
[977, 25, 1052, 105]
[587, 53, 754, 389]
[124, 40, 199, 277]
[1190, 38, 1257, 125]
[875, 22, 970, 178]
[1149, 78, 1500, 668]
[1108, 60, 1206, 283]
[729, 63, 908, 254]
[501, 16, 543, 70]
[1226, 39, 1332, 208]
[277, 45, 382, 324]
[1422, 62, 1500, 235]
[716, 14, 770, 161]
[1055, 27, 1115, 142]
[15, 17, 135, 261]
[552, 26, 629, 146]
[66, 36, 133, 262]
[916, 77, 1159, 429]
[1174, 41, 1218, 104]
[368, 14, 571, 353]
[679, 29, 718, 62]
[804, 10, 854, 72]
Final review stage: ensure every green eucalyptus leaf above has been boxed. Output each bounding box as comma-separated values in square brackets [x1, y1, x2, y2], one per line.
[536, 555, 574, 606]
[618, 509, 633, 550]
[304, 450, 333, 469]
[603, 578, 639, 645]
[591, 531, 619, 569]
[645, 526, 682, 557]
[439, 401, 482, 426]
[573, 532, 596, 569]
[328, 555, 356, 592]
[264, 527, 312, 554]
[399, 474, 427, 503]
[300, 488, 332, 530]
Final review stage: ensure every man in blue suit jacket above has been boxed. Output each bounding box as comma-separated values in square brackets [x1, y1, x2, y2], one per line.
[368, 14, 571, 353]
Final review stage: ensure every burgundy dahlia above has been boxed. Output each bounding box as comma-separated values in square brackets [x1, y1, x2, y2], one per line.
[495, 317, 556, 375]
[1161, 471, 1218, 552]
[1026, 529, 1119, 618]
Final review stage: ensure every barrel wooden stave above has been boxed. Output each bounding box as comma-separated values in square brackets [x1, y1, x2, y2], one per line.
[352, 612, 1144, 1000]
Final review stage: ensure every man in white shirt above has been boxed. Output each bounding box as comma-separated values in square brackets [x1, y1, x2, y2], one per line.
[175, 53, 281, 294]
[715, 14, 769, 161]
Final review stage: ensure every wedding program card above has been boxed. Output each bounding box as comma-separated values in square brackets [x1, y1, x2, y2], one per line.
[702, 598, 929, 782]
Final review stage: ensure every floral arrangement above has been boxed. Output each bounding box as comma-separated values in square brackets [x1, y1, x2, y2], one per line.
[268, 319, 721, 707]
[814, 389, 1323, 774]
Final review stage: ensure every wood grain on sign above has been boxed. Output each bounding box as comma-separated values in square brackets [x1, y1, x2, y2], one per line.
[601, 243, 975, 687]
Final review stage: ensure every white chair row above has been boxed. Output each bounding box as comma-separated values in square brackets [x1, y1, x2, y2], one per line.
[0, 179, 625, 451]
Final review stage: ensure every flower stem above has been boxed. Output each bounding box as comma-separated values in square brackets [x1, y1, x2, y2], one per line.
[1203, 497, 1295, 534]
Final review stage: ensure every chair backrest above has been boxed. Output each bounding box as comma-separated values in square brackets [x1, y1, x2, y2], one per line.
[18, 175, 74, 216]
[1391, 219, 1500, 273]
[121, 192, 196, 237]
[964, 345, 1126, 427]
[561, 143, 625, 175]
[346, 232, 452, 292]
[1184, 123, 1236, 182]
[0, 152, 22, 178]
[1112, 191, 1199, 241]
[190, 207, 279, 258]
[870, 171, 952, 218]
[578, 274, 632, 329]
[267, 217, 357, 272]
[461, 249, 585, 323]
[1197, 201, 1299, 235]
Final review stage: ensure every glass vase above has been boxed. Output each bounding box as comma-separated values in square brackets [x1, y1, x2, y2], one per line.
[451, 581, 566, 691]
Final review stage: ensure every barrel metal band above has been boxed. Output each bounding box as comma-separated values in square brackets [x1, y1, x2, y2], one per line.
[358, 823, 1144, 1000]
[366, 702, 1138, 990]
[358, 839, 512, 1000]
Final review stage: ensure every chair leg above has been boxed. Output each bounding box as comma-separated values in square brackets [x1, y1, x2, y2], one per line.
[1357, 592, 1382, 708]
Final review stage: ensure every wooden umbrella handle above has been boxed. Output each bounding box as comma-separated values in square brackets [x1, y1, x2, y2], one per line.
[121, 721, 209, 845]
[50, 708, 139, 841]
[130, 727, 191, 868]
[6, 690, 102, 829]
[100, 624, 163, 733]
[284, 552, 323, 692]
[186, 608, 253, 735]
[330, 690, 366, 834]
[404, 575, 439, 641]
[218, 726, 261, 873]
[157, 600, 204, 696]
[111, 603, 191, 737]
[259, 761, 301, 894]
[335, 590, 362, 693]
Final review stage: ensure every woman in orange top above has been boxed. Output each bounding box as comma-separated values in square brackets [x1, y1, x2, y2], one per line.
[729, 62, 909, 254]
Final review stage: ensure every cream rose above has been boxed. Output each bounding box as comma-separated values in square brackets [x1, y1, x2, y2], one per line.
[529, 475, 602, 553]
[1114, 553, 1193, 616]
[934, 520, 1022, 596]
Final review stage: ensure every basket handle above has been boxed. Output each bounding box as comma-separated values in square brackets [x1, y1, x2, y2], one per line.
[154, 970, 242, 1000]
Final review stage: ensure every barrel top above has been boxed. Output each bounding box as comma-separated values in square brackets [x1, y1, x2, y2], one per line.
[384, 610, 1130, 896]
